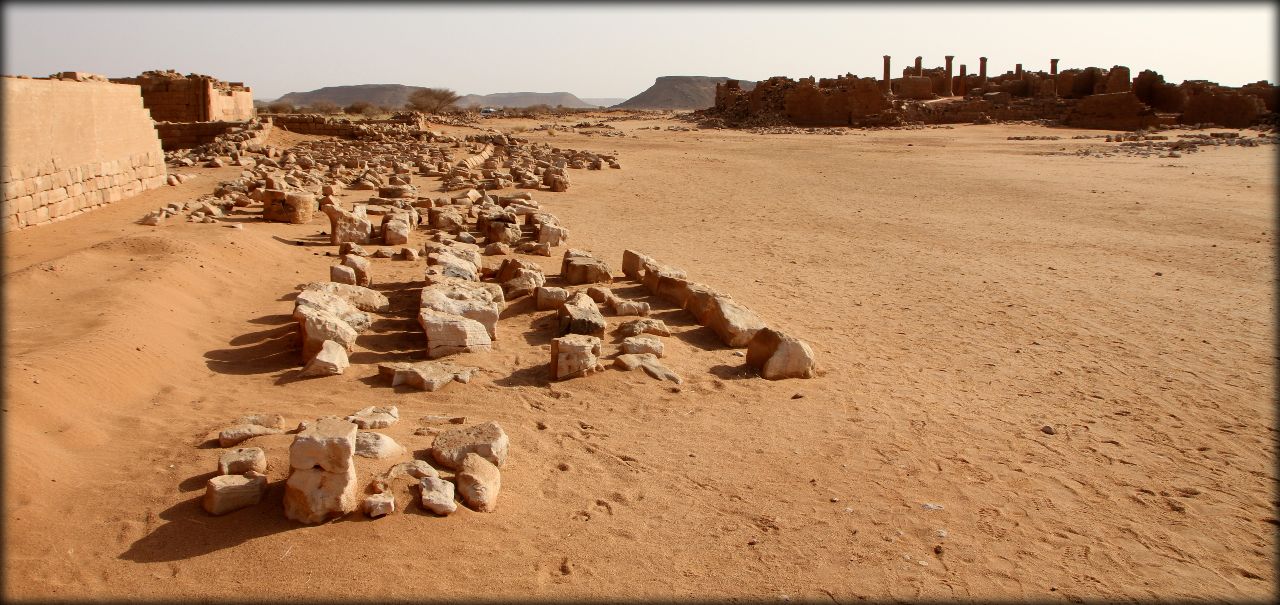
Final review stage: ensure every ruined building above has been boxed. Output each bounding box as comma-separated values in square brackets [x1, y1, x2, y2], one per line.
[705, 56, 1275, 130]
[2, 72, 167, 231]
[110, 70, 254, 122]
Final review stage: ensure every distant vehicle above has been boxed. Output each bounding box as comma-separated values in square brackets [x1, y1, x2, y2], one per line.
[480, 107, 499, 115]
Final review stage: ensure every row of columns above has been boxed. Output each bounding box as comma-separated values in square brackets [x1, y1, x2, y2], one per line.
[879, 56, 1061, 96]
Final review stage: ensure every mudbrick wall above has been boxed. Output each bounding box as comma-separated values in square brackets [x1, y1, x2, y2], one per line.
[2, 77, 167, 232]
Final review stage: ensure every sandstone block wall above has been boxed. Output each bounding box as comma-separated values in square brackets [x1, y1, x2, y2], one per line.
[1, 77, 167, 232]
[111, 71, 254, 122]
[154, 120, 268, 151]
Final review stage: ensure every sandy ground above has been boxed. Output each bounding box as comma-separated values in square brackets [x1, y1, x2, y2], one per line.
[3, 117, 1275, 601]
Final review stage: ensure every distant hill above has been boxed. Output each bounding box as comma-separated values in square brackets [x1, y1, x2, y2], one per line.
[271, 85, 600, 110]
[581, 97, 627, 107]
[274, 84, 427, 108]
[455, 92, 595, 109]
[613, 76, 757, 110]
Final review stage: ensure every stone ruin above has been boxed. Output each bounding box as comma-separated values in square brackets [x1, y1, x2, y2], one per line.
[110, 69, 254, 123]
[2, 73, 168, 231]
[203, 408, 509, 521]
[703, 55, 1277, 131]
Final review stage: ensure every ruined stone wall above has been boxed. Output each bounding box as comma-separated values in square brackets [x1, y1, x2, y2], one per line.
[1181, 92, 1266, 128]
[154, 120, 271, 151]
[1064, 92, 1159, 130]
[111, 71, 254, 122]
[1, 77, 166, 231]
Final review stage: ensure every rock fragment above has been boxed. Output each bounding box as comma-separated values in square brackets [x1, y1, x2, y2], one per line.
[203, 471, 268, 515]
[430, 421, 510, 469]
[745, 328, 816, 379]
[456, 453, 502, 512]
[218, 447, 267, 475]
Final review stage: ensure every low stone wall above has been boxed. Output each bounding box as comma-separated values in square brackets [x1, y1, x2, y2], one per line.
[2, 77, 167, 231]
[155, 120, 271, 151]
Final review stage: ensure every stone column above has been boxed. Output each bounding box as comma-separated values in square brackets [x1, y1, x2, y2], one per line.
[1050, 58, 1059, 75]
[1016, 63, 1023, 79]
[914, 56, 923, 76]
[958, 64, 967, 95]
[882, 55, 891, 93]
[979, 57, 988, 79]
[944, 55, 955, 96]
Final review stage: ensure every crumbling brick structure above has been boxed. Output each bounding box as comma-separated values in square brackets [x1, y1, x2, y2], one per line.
[111, 70, 254, 122]
[2, 75, 167, 231]
[704, 55, 1274, 131]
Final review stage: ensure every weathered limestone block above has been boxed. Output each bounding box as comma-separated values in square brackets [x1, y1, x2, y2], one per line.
[295, 305, 358, 361]
[427, 251, 479, 282]
[323, 205, 373, 245]
[612, 300, 650, 316]
[383, 217, 410, 246]
[746, 328, 817, 380]
[218, 424, 283, 447]
[419, 476, 458, 516]
[362, 491, 396, 518]
[299, 340, 349, 376]
[294, 290, 372, 332]
[330, 264, 358, 285]
[456, 453, 502, 512]
[483, 242, 512, 256]
[621, 336, 665, 357]
[535, 286, 570, 311]
[496, 258, 543, 283]
[613, 353, 683, 384]
[418, 309, 493, 358]
[289, 417, 357, 473]
[283, 466, 359, 524]
[263, 191, 317, 224]
[377, 360, 476, 392]
[503, 267, 545, 299]
[342, 255, 372, 287]
[429, 207, 466, 233]
[203, 472, 268, 515]
[682, 283, 723, 324]
[300, 282, 390, 312]
[430, 421, 510, 469]
[420, 283, 502, 339]
[563, 257, 613, 285]
[618, 318, 672, 337]
[558, 292, 606, 337]
[485, 221, 522, 245]
[551, 334, 603, 380]
[218, 447, 267, 475]
[706, 296, 766, 347]
[344, 406, 399, 430]
[355, 431, 406, 459]
[538, 223, 568, 247]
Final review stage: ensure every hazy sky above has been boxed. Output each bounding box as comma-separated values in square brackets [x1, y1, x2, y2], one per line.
[4, 2, 1276, 100]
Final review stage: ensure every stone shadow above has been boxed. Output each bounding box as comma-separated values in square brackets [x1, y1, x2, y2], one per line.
[118, 482, 310, 563]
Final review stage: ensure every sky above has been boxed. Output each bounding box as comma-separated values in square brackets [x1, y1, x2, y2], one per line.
[3, 2, 1276, 101]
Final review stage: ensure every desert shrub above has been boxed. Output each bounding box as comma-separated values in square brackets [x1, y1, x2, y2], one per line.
[407, 88, 461, 113]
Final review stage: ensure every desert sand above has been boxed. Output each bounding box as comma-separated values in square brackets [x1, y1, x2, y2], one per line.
[3, 117, 1275, 601]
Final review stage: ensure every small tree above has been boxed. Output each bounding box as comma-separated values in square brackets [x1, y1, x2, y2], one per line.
[267, 101, 295, 114]
[407, 88, 461, 113]
[361, 104, 383, 117]
[310, 100, 338, 114]
[344, 101, 371, 115]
